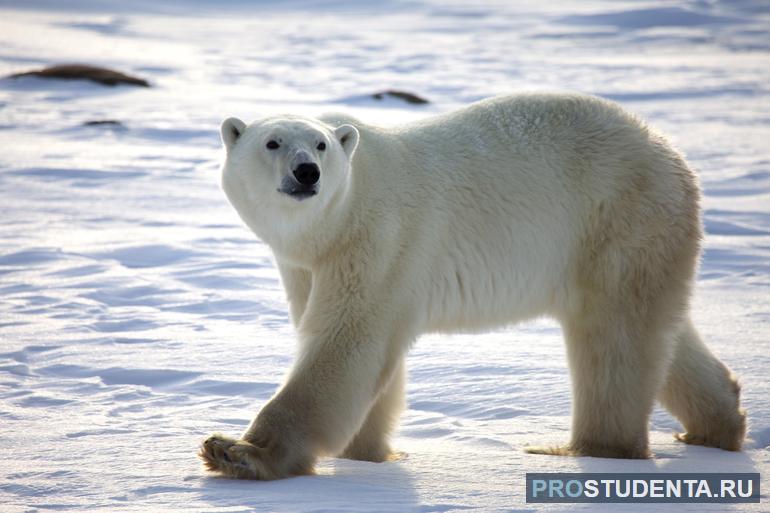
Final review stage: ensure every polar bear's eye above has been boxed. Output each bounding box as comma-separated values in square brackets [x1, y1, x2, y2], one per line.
[317, 142, 326, 151]
[266, 140, 280, 150]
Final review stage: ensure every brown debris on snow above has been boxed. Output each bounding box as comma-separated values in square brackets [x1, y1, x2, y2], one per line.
[371, 90, 429, 104]
[7, 64, 150, 87]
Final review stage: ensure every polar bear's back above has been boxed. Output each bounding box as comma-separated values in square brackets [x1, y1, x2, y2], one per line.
[389, 92, 697, 231]
[336, 93, 692, 213]
[326, 93, 701, 332]
[398, 93, 663, 181]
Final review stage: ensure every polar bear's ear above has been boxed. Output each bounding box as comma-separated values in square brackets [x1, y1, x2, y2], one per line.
[334, 124, 359, 158]
[221, 117, 246, 150]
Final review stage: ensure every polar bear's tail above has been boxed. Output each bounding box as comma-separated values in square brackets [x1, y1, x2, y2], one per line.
[658, 318, 746, 451]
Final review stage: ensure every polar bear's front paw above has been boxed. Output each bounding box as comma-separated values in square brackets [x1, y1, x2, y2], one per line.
[199, 433, 280, 480]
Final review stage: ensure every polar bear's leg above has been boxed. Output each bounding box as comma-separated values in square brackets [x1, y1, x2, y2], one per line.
[559, 307, 667, 459]
[200, 268, 412, 479]
[528, 275, 685, 459]
[341, 358, 406, 462]
[658, 319, 746, 450]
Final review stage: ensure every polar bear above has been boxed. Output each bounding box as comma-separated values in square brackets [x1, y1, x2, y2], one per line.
[200, 92, 746, 480]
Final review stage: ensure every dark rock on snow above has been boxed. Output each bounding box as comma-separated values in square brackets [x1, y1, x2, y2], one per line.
[371, 90, 429, 104]
[83, 120, 124, 126]
[7, 64, 150, 87]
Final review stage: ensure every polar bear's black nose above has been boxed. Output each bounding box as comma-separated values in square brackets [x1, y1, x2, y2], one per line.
[293, 163, 320, 185]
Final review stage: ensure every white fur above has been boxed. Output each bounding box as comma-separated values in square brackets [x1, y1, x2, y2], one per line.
[201, 92, 745, 479]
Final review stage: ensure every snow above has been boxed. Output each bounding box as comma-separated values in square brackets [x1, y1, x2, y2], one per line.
[0, 0, 768, 511]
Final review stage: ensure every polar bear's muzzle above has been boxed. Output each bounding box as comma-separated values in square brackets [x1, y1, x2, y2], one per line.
[278, 162, 319, 200]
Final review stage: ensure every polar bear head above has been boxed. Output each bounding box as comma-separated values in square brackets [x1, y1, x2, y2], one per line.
[220, 115, 359, 247]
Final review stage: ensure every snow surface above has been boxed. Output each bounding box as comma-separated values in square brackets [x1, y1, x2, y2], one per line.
[0, 1, 769, 511]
